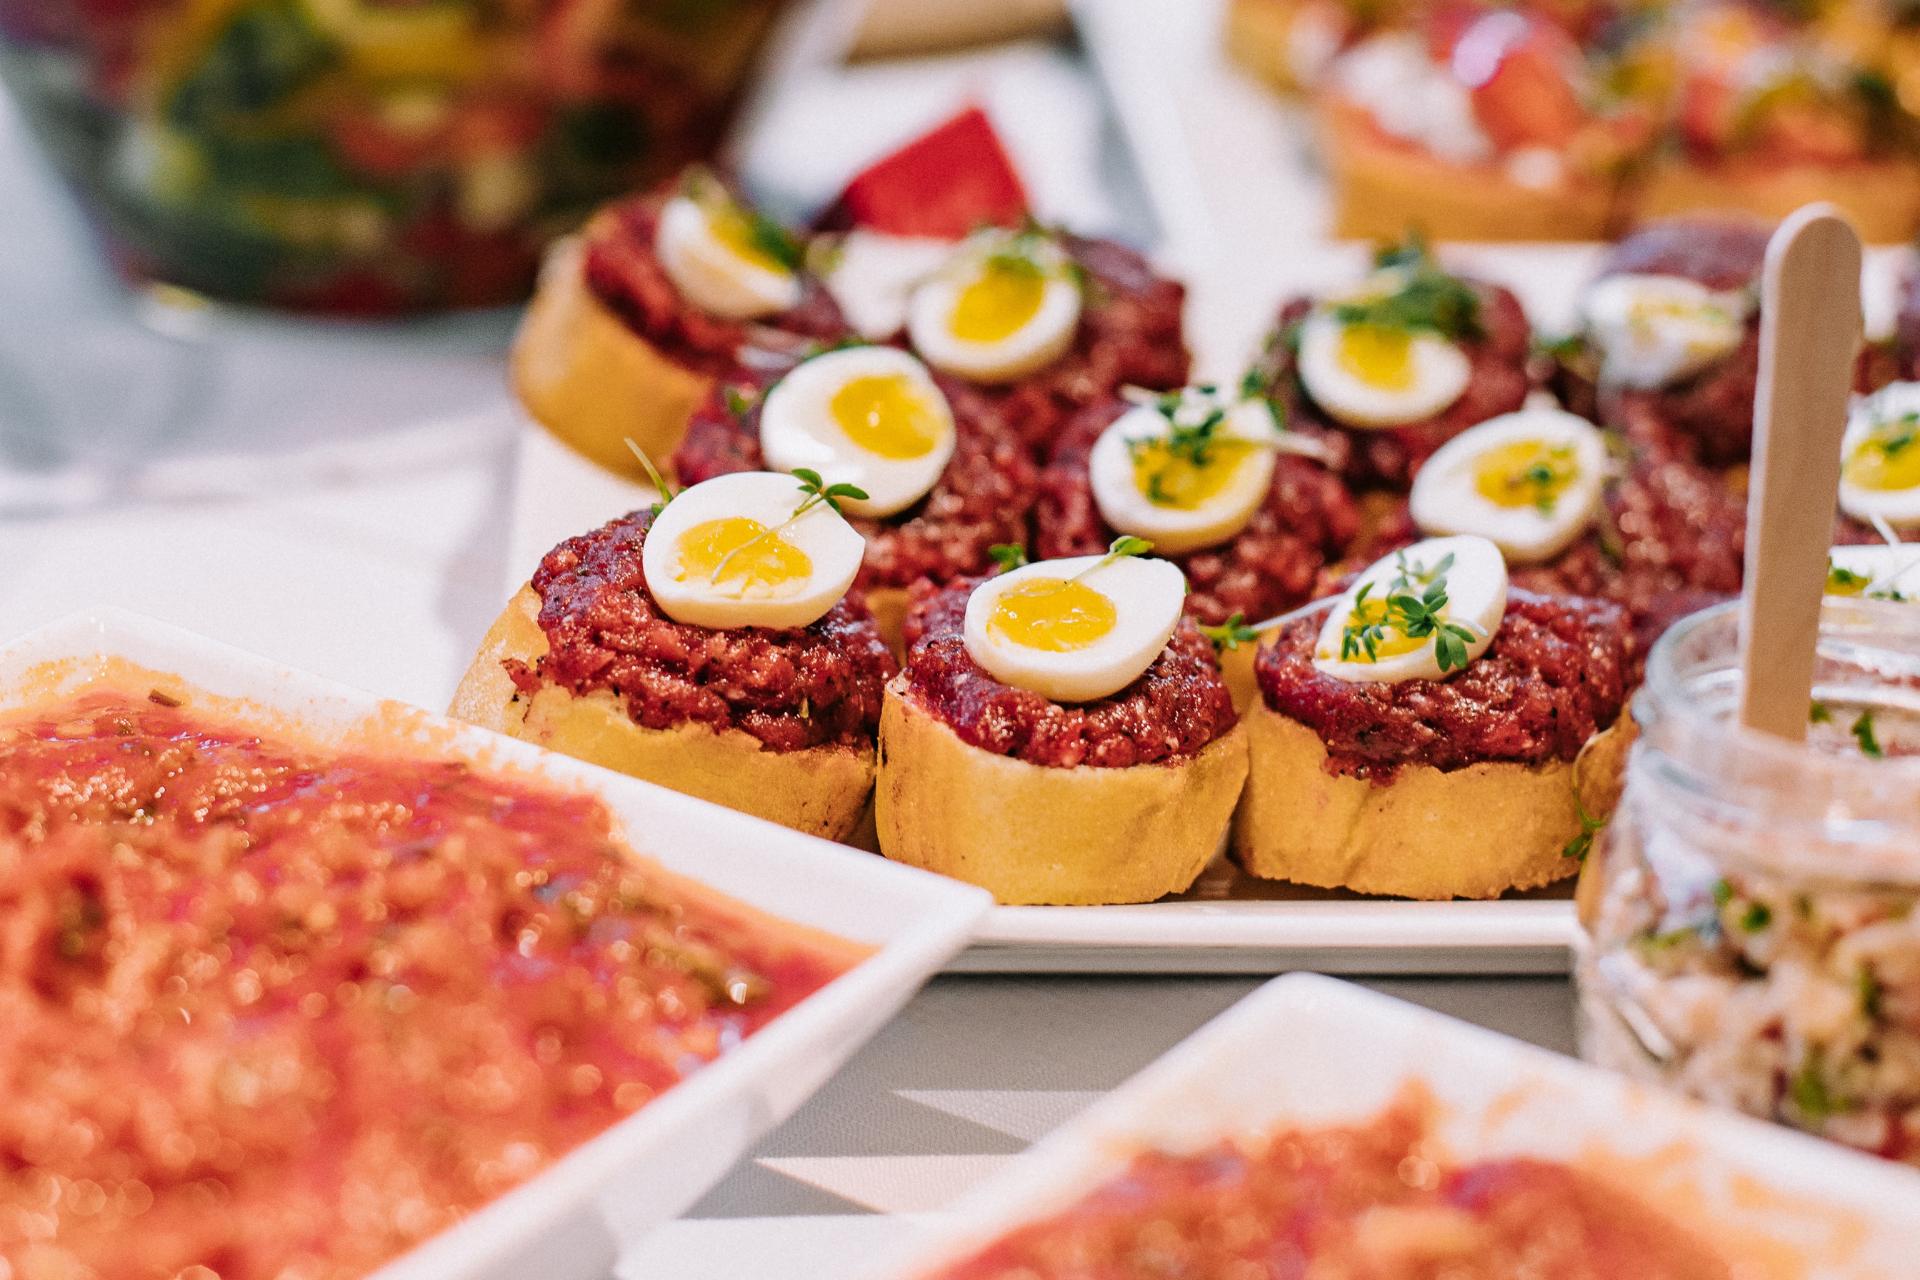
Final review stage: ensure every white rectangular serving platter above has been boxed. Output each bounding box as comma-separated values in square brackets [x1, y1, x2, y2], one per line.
[871, 973, 1920, 1280]
[0, 607, 989, 1280]
[507, 424, 1579, 976]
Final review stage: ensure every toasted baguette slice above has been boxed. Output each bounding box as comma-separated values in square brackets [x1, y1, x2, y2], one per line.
[1319, 102, 1618, 241]
[1628, 155, 1920, 245]
[1231, 699, 1629, 899]
[875, 682, 1250, 905]
[451, 587, 874, 842]
[510, 237, 713, 481]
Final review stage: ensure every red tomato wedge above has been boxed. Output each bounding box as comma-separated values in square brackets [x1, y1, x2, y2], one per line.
[819, 106, 1029, 238]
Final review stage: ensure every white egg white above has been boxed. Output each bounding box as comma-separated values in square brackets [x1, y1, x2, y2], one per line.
[1313, 535, 1508, 683]
[758, 346, 957, 519]
[1295, 307, 1472, 429]
[907, 230, 1083, 384]
[1839, 381, 1920, 529]
[1408, 408, 1608, 564]
[1087, 392, 1282, 555]
[640, 471, 865, 630]
[816, 229, 955, 340]
[1827, 543, 1920, 603]
[962, 555, 1187, 703]
[654, 193, 803, 321]
[1580, 273, 1749, 390]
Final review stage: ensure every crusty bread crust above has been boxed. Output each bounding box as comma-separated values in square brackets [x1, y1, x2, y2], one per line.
[874, 682, 1250, 905]
[450, 587, 874, 842]
[1231, 699, 1629, 899]
[1318, 102, 1617, 242]
[1627, 155, 1920, 245]
[510, 237, 713, 481]
[1225, 0, 1309, 93]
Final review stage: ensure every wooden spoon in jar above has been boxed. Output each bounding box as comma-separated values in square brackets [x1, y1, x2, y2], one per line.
[1738, 205, 1863, 742]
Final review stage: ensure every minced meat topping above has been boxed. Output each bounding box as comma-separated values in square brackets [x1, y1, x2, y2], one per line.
[1256, 589, 1630, 782]
[510, 509, 895, 752]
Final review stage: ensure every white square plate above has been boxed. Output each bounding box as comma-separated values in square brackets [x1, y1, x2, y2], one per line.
[875, 973, 1920, 1279]
[0, 607, 989, 1280]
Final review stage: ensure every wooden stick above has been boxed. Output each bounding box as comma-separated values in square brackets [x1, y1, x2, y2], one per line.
[1738, 205, 1862, 741]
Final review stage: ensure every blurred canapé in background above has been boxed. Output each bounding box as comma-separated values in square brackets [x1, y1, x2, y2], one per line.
[0, 0, 793, 313]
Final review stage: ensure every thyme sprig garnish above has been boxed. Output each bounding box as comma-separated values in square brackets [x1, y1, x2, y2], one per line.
[705, 468, 867, 586]
[1337, 552, 1482, 672]
[625, 438, 678, 516]
[1200, 612, 1261, 653]
[1330, 233, 1483, 341]
[1071, 535, 1154, 582]
[988, 543, 1029, 572]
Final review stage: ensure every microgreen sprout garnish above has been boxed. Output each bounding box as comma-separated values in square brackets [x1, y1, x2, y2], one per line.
[1200, 612, 1261, 653]
[1560, 791, 1607, 862]
[624, 438, 678, 516]
[988, 543, 1030, 572]
[1070, 535, 1154, 582]
[1863, 411, 1920, 462]
[1859, 965, 1884, 1019]
[1337, 552, 1482, 672]
[683, 167, 801, 273]
[1120, 384, 1336, 479]
[1826, 560, 1871, 594]
[705, 468, 868, 586]
[1502, 444, 1578, 514]
[1852, 709, 1885, 759]
[1331, 232, 1483, 341]
[722, 384, 758, 420]
[1809, 700, 1834, 724]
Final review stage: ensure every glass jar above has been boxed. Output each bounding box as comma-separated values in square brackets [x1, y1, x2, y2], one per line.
[0, 0, 788, 313]
[1576, 598, 1920, 1165]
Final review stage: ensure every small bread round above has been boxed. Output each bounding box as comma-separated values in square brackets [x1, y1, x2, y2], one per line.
[1319, 103, 1616, 241]
[450, 587, 874, 842]
[1231, 699, 1629, 900]
[510, 236, 712, 480]
[874, 682, 1250, 905]
[1627, 156, 1920, 245]
[1225, 0, 1309, 93]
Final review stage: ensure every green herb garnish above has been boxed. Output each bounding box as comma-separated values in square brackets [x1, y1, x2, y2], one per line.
[1070, 536, 1153, 583]
[1852, 709, 1885, 759]
[1809, 701, 1833, 725]
[1859, 966, 1884, 1019]
[988, 543, 1029, 572]
[1337, 552, 1482, 672]
[624, 438, 678, 516]
[1331, 234, 1483, 341]
[706, 468, 867, 585]
[1200, 612, 1261, 653]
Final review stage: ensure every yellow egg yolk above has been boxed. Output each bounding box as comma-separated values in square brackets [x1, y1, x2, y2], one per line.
[674, 517, 812, 597]
[1471, 439, 1579, 511]
[950, 258, 1046, 344]
[1320, 596, 1426, 662]
[1335, 324, 1416, 391]
[1130, 439, 1258, 510]
[1844, 419, 1920, 491]
[987, 578, 1117, 652]
[707, 203, 792, 277]
[829, 373, 941, 459]
[1827, 562, 1870, 596]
